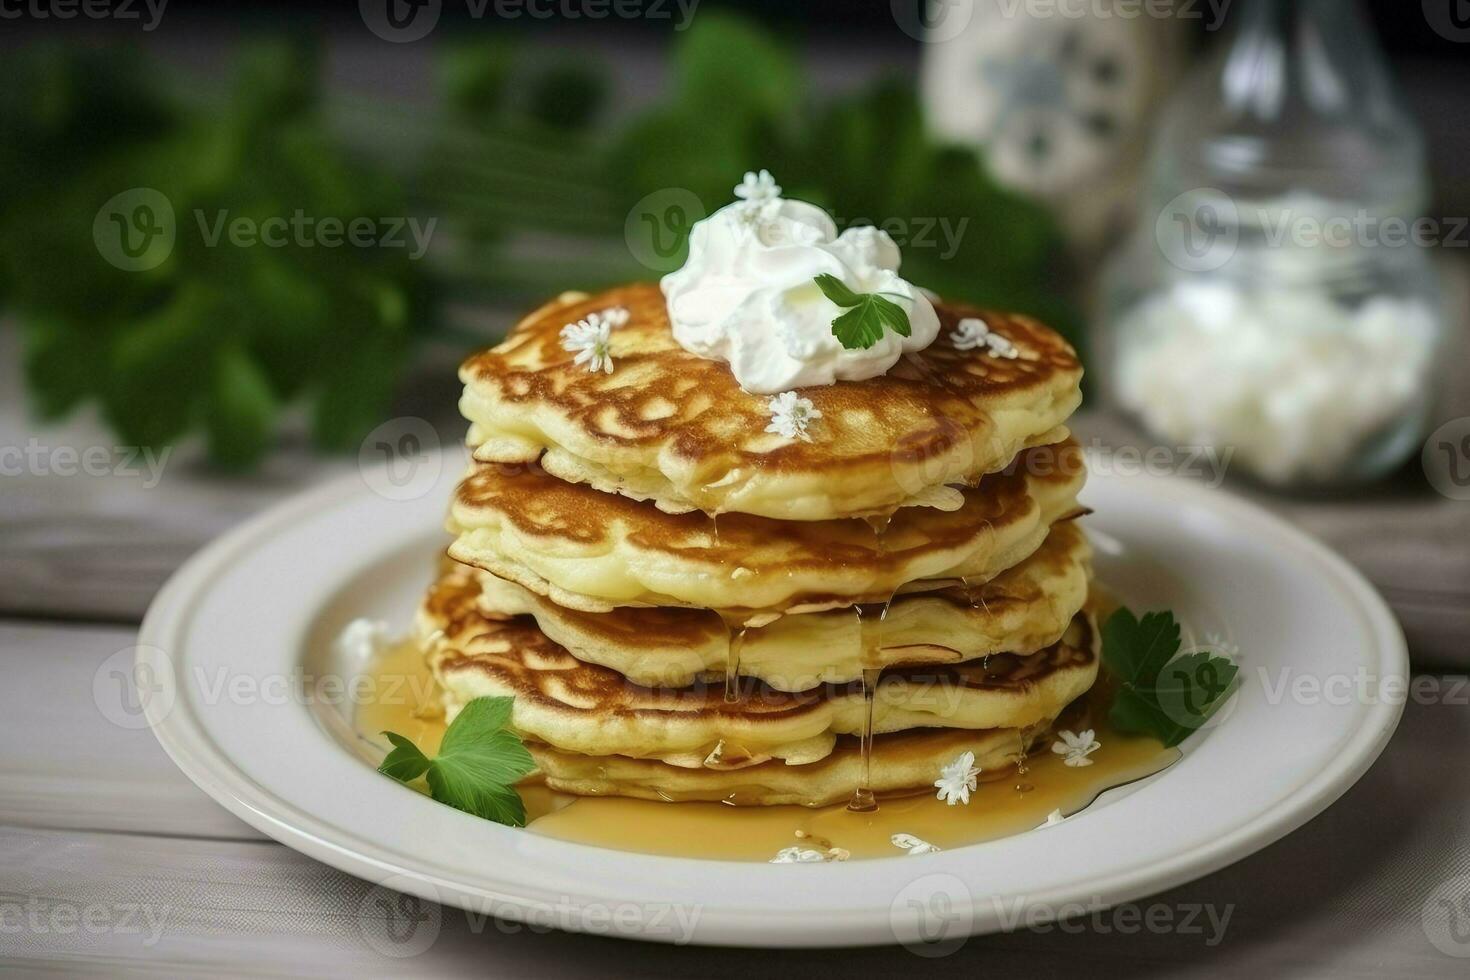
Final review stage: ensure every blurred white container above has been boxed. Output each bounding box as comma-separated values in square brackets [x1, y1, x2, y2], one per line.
[1098, 0, 1446, 488]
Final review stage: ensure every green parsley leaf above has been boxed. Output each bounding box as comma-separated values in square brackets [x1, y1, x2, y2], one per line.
[1102, 607, 1239, 748]
[1102, 609, 1181, 689]
[813, 273, 913, 350]
[812, 272, 861, 307]
[378, 731, 433, 782]
[377, 696, 536, 827]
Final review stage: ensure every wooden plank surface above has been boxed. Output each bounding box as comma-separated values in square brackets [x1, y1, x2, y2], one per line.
[0, 325, 468, 625]
[0, 622, 260, 840]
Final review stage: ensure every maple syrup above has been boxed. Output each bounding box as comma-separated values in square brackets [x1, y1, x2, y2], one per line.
[718, 611, 748, 704]
[354, 601, 1178, 862]
[847, 601, 890, 812]
[846, 511, 897, 812]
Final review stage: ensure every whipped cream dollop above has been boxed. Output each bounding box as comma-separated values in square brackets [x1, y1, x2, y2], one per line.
[661, 172, 941, 393]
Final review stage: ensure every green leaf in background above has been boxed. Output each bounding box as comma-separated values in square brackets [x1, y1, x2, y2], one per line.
[670, 12, 800, 124]
[0, 41, 432, 470]
[4, 15, 1080, 472]
[204, 343, 277, 471]
[598, 13, 1079, 346]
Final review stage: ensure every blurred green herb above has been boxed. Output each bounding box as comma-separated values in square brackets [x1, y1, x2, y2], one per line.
[428, 12, 1079, 332]
[3, 15, 1078, 471]
[599, 12, 1079, 339]
[0, 41, 432, 470]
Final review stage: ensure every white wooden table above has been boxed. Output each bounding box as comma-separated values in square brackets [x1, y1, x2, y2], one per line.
[4, 300, 1470, 975]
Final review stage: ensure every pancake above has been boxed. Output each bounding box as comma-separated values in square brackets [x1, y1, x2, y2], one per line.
[421, 569, 1099, 768]
[528, 725, 1046, 807]
[447, 439, 1087, 615]
[463, 521, 1093, 691]
[459, 284, 1083, 521]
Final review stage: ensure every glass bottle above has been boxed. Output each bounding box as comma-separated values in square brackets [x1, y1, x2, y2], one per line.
[1098, 0, 1446, 488]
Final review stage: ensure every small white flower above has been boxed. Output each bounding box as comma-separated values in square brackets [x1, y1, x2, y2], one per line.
[1052, 729, 1101, 767]
[765, 390, 822, 442]
[559, 307, 627, 374]
[735, 197, 782, 227]
[1039, 808, 1065, 829]
[985, 332, 1019, 359]
[950, 316, 1019, 359]
[949, 316, 990, 350]
[891, 833, 942, 856]
[734, 169, 782, 203]
[770, 846, 828, 864]
[933, 750, 980, 806]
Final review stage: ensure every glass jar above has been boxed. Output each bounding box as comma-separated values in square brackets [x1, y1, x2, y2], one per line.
[1098, 0, 1447, 488]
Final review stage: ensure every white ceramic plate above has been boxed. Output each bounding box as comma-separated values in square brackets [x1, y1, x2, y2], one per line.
[140, 451, 1407, 948]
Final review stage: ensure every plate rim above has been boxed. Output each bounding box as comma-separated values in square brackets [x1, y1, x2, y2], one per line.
[139, 455, 1409, 947]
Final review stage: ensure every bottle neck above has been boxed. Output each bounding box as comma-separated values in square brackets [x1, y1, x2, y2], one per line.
[1222, 0, 1377, 115]
[1155, 0, 1422, 203]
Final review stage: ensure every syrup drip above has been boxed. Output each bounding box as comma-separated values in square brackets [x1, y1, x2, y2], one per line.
[846, 661, 883, 813]
[961, 575, 991, 616]
[720, 612, 747, 704]
[846, 599, 887, 811]
[848, 510, 895, 812]
[706, 503, 742, 702]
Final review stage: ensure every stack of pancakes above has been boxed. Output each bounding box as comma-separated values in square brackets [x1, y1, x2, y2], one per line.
[422, 282, 1092, 807]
